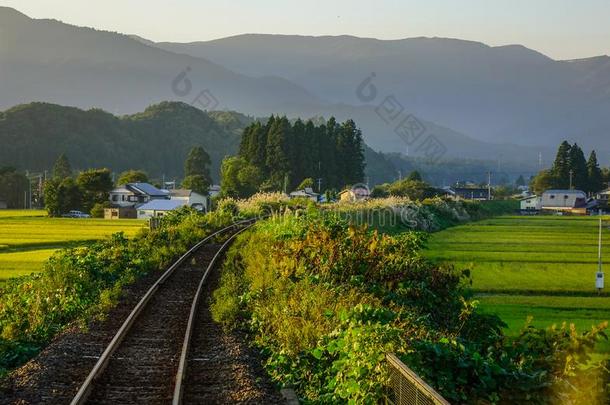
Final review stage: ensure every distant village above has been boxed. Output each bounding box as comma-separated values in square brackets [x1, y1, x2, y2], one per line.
[1, 140, 608, 218]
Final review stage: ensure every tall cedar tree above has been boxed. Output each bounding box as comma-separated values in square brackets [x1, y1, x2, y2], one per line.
[183, 146, 212, 192]
[53, 153, 72, 179]
[265, 116, 293, 189]
[587, 150, 604, 194]
[184, 146, 211, 178]
[568, 144, 588, 190]
[551, 141, 571, 189]
[238, 116, 365, 193]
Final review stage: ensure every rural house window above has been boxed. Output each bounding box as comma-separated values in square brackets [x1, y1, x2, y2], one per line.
[564, 195, 569, 199]
[550, 195, 555, 199]
[112, 195, 118, 202]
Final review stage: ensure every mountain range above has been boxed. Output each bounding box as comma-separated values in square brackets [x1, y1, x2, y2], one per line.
[1, 6, 609, 169]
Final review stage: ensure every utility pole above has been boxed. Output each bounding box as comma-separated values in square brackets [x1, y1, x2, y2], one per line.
[596, 210, 605, 293]
[316, 178, 322, 193]
[569, 170, 574, 190]
[538, 152, 543, 169]
[487, 171, 492, 201]
[398, 170, 402, 181]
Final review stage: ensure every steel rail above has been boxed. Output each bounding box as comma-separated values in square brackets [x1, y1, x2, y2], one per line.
[70, 219, 253, 405]
[172, 222, 254, 405]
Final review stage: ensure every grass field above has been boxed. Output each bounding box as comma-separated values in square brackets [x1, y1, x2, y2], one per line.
[0, 210, 145, 280]
[425, 215, 610, 356]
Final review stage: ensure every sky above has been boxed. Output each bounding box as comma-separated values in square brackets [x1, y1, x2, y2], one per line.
[2, 0, 609, 60]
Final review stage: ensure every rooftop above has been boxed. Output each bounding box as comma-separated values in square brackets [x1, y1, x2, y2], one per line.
[137, 199, 187, 211]
[170, 189, 194, 198]
[543, 189, 586, 195]
[127, 182, 169, 197]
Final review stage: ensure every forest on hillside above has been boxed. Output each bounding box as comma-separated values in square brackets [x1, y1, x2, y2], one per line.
[0, 102, 241, 180]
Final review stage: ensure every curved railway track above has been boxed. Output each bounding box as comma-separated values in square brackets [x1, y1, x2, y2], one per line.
[69, 219, 266, 405]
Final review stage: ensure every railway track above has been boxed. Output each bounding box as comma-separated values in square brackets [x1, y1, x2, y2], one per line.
[69, 219, 268, 405]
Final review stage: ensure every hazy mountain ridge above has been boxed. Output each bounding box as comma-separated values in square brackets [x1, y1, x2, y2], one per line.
[1, 7, 605, 168]
[0, 7, 320, 116]
[154, 33, 610, 151]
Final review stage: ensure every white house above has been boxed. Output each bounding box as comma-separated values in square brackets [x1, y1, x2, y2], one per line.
[289, 187, 319, 202]
[169, 189, 208, 212]
[137, 199, 188, 219]
[596, 189, 610, 203]
[541, 189, 587, 213]
[108, 183, 168, 207]
[520, 195, 541, 211]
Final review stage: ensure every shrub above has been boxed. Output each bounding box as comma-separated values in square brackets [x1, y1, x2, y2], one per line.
[211, 211, 608, 403]
[0, 207, 237, 375]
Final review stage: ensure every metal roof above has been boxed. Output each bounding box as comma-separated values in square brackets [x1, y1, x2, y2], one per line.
[170, 189, 197, 198]
[543, 189, 586, 195]
[137, 199, 187, 211]
[127, 183, 169, 197]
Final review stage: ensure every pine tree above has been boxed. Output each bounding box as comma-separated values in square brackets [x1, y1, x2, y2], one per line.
[265, 116, 292, 189]
[551, 141, 571, 189]
[52, 153, 72, 179]
[569, 143, 588, 191]
[339, 119, 365, 185]
[184, 146, 212, 192]
[292, 118, 306, 188]
[185, 146, 211, 178]
[587, 150, 604, 194]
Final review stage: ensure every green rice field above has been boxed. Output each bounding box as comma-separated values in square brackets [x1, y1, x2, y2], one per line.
[0, 210, 145, 280]
[425, 215, 610, 356]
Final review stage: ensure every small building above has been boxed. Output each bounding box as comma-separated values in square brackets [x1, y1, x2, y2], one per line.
[520, 195, 541, 211]
[136, 199, 188, 219]
[169, 189, 208, 212]
[104, 206, 137, 219]
[595, 189, 610, 209]
[108, 183, 169, 207]
[0, 198, 7, 209]
[289, 187, 319, 202]
[446, 187, 490, 201]
[339, 186, 370, 202]
[209, 185, 221, 199]
[541, 189, 587, 214]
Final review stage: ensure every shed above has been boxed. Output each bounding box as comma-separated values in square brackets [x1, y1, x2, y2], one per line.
[104, 206, 137, 219]
[520, 195, 541, 211]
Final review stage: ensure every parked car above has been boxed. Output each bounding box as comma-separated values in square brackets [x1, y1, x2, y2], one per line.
[61, 210, 91, 218]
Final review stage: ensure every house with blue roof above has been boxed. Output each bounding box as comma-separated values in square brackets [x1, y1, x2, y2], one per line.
[136, 199, 189, 219]
[106, 182, 170, 219]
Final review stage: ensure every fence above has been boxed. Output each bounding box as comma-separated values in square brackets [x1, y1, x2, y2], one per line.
[385, 354, 450, 405]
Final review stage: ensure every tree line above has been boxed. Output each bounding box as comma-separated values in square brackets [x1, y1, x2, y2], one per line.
[531, 141, 609, 194]
[221, 116, 365, 197]
[41, 147, 211, 217]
